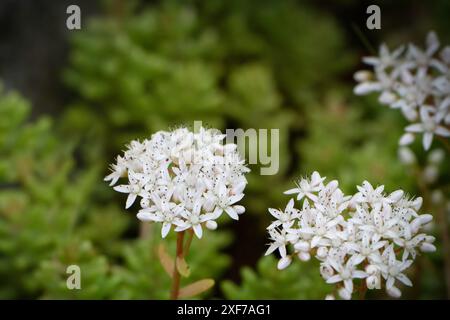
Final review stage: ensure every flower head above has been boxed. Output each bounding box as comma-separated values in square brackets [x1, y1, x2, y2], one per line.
[265, 172, 435, 299]
[106, 126, 250, 238]
[354, 31, 450, 151]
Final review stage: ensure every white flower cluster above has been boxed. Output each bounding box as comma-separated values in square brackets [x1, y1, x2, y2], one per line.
[354, 31, 450, 150]
[105, 127, 250, 239]
[265, 172, 436, 299]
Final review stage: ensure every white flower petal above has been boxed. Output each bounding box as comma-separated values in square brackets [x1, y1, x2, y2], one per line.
[125, 194, 137, 209]
[161, 223, 171, 238]
[422, 132, 434, 150]
[193, 224, 203, 238]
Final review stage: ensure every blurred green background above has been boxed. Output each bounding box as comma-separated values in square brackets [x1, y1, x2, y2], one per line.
[0, 0, 449, 299]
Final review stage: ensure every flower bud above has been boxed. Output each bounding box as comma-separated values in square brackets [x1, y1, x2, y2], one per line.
[234, 205, 246, 215]
[423, 165, 438, 184]
[297, 251, 311, 261]
[420, 242, 436, 252]
[277, 256, 292, 270]
[366, 275, 380, 289]
[316, 247, 328, 259]
[294, 240, 310, 252]
[206, 220, 218, 230]
[338, 288, 352, 300]
[386, 286, 402, 298]
[398, 147, 416, 165]
[354, 70, 372, 82]
[412, 197, 423, 210]
[379, 91, 397, 105]
[354, 82, 381, 95]
[140, 198, 150, 208]
[428, 149, 445, 164]
[431, 190, 443, 205]
[399, 133, 415, 146]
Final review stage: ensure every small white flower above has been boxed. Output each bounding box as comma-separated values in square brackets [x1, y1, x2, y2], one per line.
[348, 233, 386, 265]
[113, 170, 151, 209]
[405, 107, 450, 150]
[362, 43, 404, 70]
[326, 259, 367, 293]
[137, 194, 179, 238]
[352, 181, 386, 211]
[284, 171, 325, 202]
[174, 201, 216, 238]
[213, 183, 246, 220]
[381, 246, 413, 293]
[104, 155, 128, 186]
[267, 199, 298, 229]
[265, 228, 289, 258]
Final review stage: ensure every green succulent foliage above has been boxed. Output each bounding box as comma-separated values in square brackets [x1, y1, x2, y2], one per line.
[31, 240, 121, 299]
[222, 256, 330, 299]
[0, 87, 100, 298]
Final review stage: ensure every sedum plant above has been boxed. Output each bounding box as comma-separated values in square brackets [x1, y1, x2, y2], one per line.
[0, 86, 107, 298]
[264, 172, 436, 299]
[106, 126, 249, 299]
